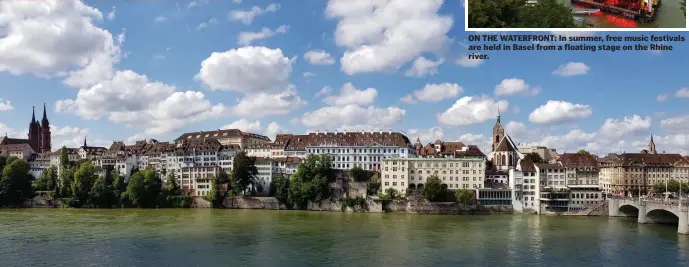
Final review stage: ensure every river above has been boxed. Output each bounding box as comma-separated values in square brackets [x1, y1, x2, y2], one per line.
[1, 209, 688, 267]
[559, 0, 686, 28]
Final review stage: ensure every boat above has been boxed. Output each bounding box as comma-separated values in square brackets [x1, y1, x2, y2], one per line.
[573, 16, 595, 27]
[571, 8, 600, 15]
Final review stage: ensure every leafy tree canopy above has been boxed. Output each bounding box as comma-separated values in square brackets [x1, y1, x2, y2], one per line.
[422, 175, 445, 202]
[524, 152, 545, 164]
[469, 0, 577, 28]
[455, 189, 475, 205]
[230, 151, 258, 195]
[0, 158, 34, 206]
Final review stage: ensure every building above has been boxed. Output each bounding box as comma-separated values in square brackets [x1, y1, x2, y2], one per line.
[414, 139, 485, 158]
[509, 158, 538, 212]
[381, 156, 486, 196]
[78, 137, 107, 160]
[518, 145, 558, 163]
[174, 128, 271, 148]
[304, 130, 414, 171]
[0, 104, 52, 157]
[558, 153, 603, 211]
[486, 114, 524, 172]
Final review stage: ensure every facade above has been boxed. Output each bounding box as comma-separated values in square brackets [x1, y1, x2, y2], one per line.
[558, 153, 603, 211]
[486, 114, 524, 171]
[381, 156, 486, 196]
[304, 131, 414, 171]
[518, 146, 559, 163]
[414, 139, 485, 158]
[174, 129, 271, 148]
[509, 158, 538, 212]
[599, 138, 689, 196]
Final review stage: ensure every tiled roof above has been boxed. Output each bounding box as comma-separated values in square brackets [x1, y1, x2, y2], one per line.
[172, 138, 222, 152]
[304, 131, 412, 147]
[494, 135, 518, 152]
[0, 137, 30, 145]
[519, 158, 536, 172]
[535, 163, 564, 170]
[272, 157, 303, 164]
[605, 153, 689, 166]
[558, 153, 599, 169]
[175, 129, 270, 142]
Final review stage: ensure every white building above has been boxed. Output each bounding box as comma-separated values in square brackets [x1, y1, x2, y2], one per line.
[486, 115, 524, 172]
[518, 145, 559, 163]
[381, 157, 486, 196]
[509, 159, 539, 212]
[305, 130, 415, 171]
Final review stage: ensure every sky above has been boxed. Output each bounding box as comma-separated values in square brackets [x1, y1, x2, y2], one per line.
[0, 0, 688, 156]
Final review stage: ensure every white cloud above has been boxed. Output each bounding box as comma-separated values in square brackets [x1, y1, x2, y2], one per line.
[657, 93, 669, 102]
[676, 88, 689, 98]
[155, 16, 168, 23]
[504, 121, 527, 138]
[407, 126, 444, 144]
[304, 49, 335, 65]
[196, 46, 293, 94]
[323, 83, 377, 106]
[0, 0, 121, 86]
[222, 119, 262, 133]
[437, 96, 507, 127]
[232, 89, 306, 118]
[326, 0, 453, 75]
[660, 114, 689, 134]
[237, 25, 289, 45]
[552, 62, 590, 77]
[197, 18, 219, 30]
[458, 133, 492, 153]
[404, 57, 444, 77]
[455, 55, 485, 68]
[107, 6, 116, 20]
[0, 99, 13, 111]
[233, 0, 242, 3]
[523, 129, 597, 153]
[229, 3, 279, 25]
[494, 78, 540, 96]
[528, 100, 592, 125]
[56, 70, 226, 138]
[188, 0, 209, 8]
[301, 105, 405, 129]
[303, 72, 316, 77]
[402, 83, 463, 104]
[315, 86, 332, 97]
[598, 114, 651, 139]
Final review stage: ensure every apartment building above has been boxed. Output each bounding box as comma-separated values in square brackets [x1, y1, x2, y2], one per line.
[509, 158, 538, 212]
[381, 156, 486, 196]
[174, 128, 271, 149]
[558, 153, 603, 210]
[600, 153, 689, 196]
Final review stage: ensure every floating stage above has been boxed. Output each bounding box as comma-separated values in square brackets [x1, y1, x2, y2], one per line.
[570, 0, 660, 22]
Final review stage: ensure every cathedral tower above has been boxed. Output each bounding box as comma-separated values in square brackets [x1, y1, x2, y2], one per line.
[28, 106, 41, 152]
[492, 110, 504, 152]
[39, 103, 52, 153]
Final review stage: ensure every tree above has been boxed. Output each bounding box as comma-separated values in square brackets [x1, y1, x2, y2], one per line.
[422, 175, 445, 202]
[142, 168, 163, 207]
[230, 151, 258, 195]
[60, 146, 69, 167]
[208, 176, 225, 208]
[34, 166, 58, 191]
[469, 0, 576, 28]
[163, 173, 181, 197]
[348, 166, 369, 182]
[0, 156, 6, 173]
[58, 166, 74, 198]
[89, 175, 117, 208]
[124, 172, 146, 207]
[379, 188, 399, 200]
[515, 0, 577, 28]
[577, 150, 591, 155]
[112, 170, 126, 195]
[682, 0, 686, 17]
[0, 159, 34, 207]
[288, 154, 334, 209]
[123, 168, 162, 208]
[524, 152, 545, 164]
[455, 189, 475, 205]
[71, 162, 98, 203]
[271, 173, 290, 206]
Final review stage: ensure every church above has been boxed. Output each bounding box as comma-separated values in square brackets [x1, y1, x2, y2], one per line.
[0, 104, 52, 157]
[486, 112, 523, 171]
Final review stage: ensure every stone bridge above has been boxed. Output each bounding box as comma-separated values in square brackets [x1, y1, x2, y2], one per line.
[608, 198, 689, 235]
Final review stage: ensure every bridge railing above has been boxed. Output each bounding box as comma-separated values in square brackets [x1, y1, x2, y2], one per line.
[610, 197, 689, 207]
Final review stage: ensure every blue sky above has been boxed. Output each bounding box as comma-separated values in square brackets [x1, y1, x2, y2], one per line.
[0, 0, 688, 156]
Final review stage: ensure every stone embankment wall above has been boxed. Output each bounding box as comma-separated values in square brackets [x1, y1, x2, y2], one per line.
[192, 197, 212, 208]
[384, 199, 513, 214]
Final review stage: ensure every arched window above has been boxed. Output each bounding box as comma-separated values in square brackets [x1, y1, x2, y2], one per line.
[495, 135, 500, 143]
[508, 154, 513, 166]
[501, 154, 506, 166]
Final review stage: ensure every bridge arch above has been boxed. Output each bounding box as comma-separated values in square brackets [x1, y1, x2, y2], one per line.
[618, 204, 640, 217]
[646, 209, 680, 225]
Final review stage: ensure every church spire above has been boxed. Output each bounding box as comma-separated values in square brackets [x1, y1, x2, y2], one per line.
[84, 136, 88, 147]
[497, 103, 501, 123]
[41, 102, 49, 125]
[31, 106, 36, 124]
[648, 132, 656, 154]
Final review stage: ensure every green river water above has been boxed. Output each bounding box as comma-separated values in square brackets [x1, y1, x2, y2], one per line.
[1, 209, 688, 267]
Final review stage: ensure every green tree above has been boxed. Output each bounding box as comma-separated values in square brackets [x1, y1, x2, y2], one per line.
[230, 151, 258, 195]
[682, 0, 686, 17]
[455, 189, 475, 205]
[288, 154, 334, 209]
[422, 175, 445, 202]
[524, 152, 545, 164]
[468, 0, 524, 28]
[60, 146, 69, 167]
[516, 0, 577, 28]
[378, 188, 399, 200]
[89, 175, 117, 208]
[577, 150, 591, 155]
[208, 176, 225, 208]
[0, 156, 6, 173]
[71, 162, 98, 203]
[34, 166, 58, 191]
[142, 168, 163, 207]
[348, 166, 369, 182]
[58, 166, 74, 198]
[124, 171, 145, 207]
[163, 173, 181, 196]
[5, 156, 19, 167]
[112, 170, 126, 195]
[0, 159, 34, 207]
[271, 173, 290, 206]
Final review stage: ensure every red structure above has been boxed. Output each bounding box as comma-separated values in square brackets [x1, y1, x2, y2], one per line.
[28, 103, 52, 153]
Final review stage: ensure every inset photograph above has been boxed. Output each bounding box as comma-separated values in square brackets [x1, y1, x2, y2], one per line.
[467, 0, 687, 29]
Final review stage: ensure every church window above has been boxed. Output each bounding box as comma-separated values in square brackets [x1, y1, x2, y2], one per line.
[501, 155, 506, 165]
